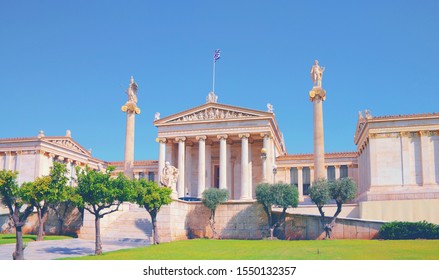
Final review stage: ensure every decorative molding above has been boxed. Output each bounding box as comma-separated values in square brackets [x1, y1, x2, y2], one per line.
[168, 108, 259, 123]
[45, 139, 89, 155]
[195, 135, 207, 141]
[156, 137, 167, 144]
[175, 137, 186, 142]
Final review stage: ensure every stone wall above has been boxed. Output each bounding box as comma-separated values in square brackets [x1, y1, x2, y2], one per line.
[155, 200, 383, 241]
[0, 206, 82, 236]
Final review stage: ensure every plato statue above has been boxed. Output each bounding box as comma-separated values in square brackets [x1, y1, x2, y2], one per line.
[160, 161, 179, 190]
[310, 60, 325, 88]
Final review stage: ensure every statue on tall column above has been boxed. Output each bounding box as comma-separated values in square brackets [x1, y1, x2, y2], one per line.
[310, 60, 325, 88]
[126, 76, 138, 104]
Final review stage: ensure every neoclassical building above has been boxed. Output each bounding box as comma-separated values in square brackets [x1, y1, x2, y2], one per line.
[1, 84, 439, 226]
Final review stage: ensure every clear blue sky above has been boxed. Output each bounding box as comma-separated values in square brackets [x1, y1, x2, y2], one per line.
[1, 1, 438, 161]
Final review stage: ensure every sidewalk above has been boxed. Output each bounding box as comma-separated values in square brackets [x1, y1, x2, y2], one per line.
[0, 238, 149, 260]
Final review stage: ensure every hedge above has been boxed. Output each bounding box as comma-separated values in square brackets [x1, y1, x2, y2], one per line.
[379, 221, 439, 240]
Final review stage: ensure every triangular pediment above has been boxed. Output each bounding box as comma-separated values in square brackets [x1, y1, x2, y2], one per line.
[42, 137, 91, 156]
[154, 103, 273, 125]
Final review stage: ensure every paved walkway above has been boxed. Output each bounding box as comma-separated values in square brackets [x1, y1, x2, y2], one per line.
[0, 238, 150, 260]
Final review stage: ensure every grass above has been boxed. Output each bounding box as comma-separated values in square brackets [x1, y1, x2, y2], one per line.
[0, 234, 73, 245]
[62, 239, 439, 260]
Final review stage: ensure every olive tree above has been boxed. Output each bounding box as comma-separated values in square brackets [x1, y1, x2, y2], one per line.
[202, 188, 229, 239]
[309, 177, 357, 239]
[0, 170, 34, 260]
[131, 179, 172, 244]
[75, 166, 132, 255]
[256, 183, 299, 240]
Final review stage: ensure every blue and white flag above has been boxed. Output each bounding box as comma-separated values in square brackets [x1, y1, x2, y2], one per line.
[213, 49, 221, 62]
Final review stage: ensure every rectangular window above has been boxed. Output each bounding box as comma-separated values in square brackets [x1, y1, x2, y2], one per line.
[290, 167, 298, 185]
[340, 165, 348, 178]
[148, 171, 155, 182]
[214, 166, 220, 188]
[302, 167, 310, 195]
[327, 166, 335, 181]
[139, 172, 144, 179]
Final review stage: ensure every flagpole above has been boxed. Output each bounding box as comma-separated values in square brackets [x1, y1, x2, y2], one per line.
[212, 57, 216, 93]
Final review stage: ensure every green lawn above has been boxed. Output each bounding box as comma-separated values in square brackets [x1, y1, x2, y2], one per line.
[0, 234, 72, 245]
[63, 239, 439, 260]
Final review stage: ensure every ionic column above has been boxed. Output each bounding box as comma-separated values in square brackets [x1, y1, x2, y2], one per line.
[420, 131, 433, 185]
[217, 134, 228, 190]
[196, 136, 207, 198]
[185, 141, 193, 196]
[310, 166, 314, 185]
[335, 165, 340, 180]
[206, 140, 212, 190]
[297, 167, 303, 201]
[226, 139, 233, 197]
[157, 138, 167, 186]
[400, 132, 411, 185]
[239, 134, 250, 200]
[176, 137, 186, 198]
[5, 151, 11, 171]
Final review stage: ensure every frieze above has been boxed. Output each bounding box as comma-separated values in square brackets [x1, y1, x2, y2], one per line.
[169, 108, 257, 123]
[45, 139, 89, 155]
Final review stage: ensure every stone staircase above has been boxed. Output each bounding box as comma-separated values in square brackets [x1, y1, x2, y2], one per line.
[79, 203, 153, 245]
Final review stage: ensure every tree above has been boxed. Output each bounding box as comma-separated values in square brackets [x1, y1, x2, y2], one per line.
[75, 166, 132, 255]
[256, 183, 299, 240]
[20, 162, 71, 241]
[131, 179, 172, 244]
[202, 188, 229, 239]
[0, 170, 34, 260]
[309, 177, 357, 239]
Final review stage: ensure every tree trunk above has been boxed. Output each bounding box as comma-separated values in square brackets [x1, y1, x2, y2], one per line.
[150, 211, 159, 245]
[36, 208, 44, 241]
[269, 227, 274, 240]
[94, 216, 102, 255]
[13, 226, 25, 260]
[210, 210, 217, 239]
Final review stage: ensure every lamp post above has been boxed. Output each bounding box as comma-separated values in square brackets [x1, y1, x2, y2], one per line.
[261, 148, 267, 182]
[272, 164, 277, 184]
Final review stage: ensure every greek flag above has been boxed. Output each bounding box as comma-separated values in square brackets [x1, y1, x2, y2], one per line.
[214, 49, 221, 62]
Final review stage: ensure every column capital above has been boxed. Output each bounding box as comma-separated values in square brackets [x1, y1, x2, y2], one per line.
[399, 131, 409, 138]
[57, 156, 65, 161]
[196, 135, 207, 141]
[309, 166, 314, 170]
[175, 136, 186, 142]
[419, 130, 430, 136]
[66, 158, 74, 164]
[217, 134, 228, 140]
[36, 150, 46, 155]
[334, 165, 340, 168]
[260, 132, 271, 139]
[48, 153, 56, 158]
[297, 166, 303, 170]
[156, 137, 167, 143]
[239, 133, 250, 139]
[369, 133, 377, 139]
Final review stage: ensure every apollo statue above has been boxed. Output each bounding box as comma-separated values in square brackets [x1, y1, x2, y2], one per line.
[126, 76, 138, 104]
[310, 60, 325, 88]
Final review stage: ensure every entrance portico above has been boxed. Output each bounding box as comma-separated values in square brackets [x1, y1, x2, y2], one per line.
[154, 94, 285, 200]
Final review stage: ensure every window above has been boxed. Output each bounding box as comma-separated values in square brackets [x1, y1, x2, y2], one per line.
[302, 167, 310, 195]
[340, 165, 348, 178]
[214, 166, 220, 188]
[148, 171, 155, 182]
[327, 166, 335, 181]
[290, 167, 298, 186]
[139, 172, 145, 179]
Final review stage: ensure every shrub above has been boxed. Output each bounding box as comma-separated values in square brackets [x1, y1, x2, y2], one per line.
[379, 221, 439, 240]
